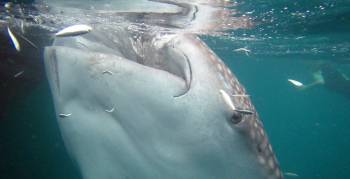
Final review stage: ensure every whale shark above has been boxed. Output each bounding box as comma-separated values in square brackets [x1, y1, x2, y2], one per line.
[1, 0, 283, 178]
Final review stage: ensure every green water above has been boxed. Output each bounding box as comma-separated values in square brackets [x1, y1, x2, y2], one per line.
[204, 1, 350, 178]
[0, 83, 80, 179]
[217, 50, 350, 179]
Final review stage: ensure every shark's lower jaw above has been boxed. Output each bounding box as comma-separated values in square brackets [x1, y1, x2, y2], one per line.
[44, 27, 282, 179]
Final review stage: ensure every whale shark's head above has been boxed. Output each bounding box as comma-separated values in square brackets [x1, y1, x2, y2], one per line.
[44, 25, 283, 179]
[0, 0, 282, 178]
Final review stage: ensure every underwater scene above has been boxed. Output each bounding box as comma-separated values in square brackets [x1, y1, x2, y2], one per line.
[0, 0, 349, 179]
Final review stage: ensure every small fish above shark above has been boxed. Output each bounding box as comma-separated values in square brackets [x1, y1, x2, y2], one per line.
[1, 0, 283, 178]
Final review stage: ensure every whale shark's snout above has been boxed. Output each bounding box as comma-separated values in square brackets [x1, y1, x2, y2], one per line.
[47, 27, 192, 97]
[44, 26, 283, 179]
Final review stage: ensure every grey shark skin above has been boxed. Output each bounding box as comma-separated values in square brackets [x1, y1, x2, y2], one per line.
[44, 26, 283, 179]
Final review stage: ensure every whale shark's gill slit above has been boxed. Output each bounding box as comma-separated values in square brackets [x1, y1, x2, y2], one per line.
[49, 48, 60, 94]
[173, 52, 192, 98]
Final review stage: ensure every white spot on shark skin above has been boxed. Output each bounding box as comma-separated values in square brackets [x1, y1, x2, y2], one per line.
[259, 128, 265, 137]
[223, 79, 231, 90]
[258, 155, 266, 165]
[218, 73, 225, 83]
[227, 69, 232, 76]
[55, 24, 92, 37]
[217, 63, 223, 71]
[234, 84, 241, 92]
[254, 121, 258, 128]
[268, 144, 273, 153]
[7, 27, 20, 52]
[268, 157, 275, 169]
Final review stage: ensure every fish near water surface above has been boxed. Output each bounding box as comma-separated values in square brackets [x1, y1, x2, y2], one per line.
[2, 0, 283, 178]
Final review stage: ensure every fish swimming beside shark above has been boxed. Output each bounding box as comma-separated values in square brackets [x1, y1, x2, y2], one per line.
[1, 0, 283, 178]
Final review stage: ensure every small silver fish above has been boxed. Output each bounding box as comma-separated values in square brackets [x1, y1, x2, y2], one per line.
[233, 47, 251, 56]
[234, 109, 254, 115]
[18, 34, 38, 49]
[20, 20, 25, 34]
[284, 172, 299, 177]
[55, 24, 92, 37]
[288, 79, 304, 87]
[14, 71, 24, 78]
[102, 70, 114, 75]
[231, 94, 250, 97]
[105, 107, 115, 113]
[7, 27, 20, 52]
[220, 89, 236, 111]
[220, 90, 253, 115]
[59, 113, 72, 118]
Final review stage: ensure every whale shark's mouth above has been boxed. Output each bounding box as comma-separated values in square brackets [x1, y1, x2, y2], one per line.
[52, 27, 192, 97]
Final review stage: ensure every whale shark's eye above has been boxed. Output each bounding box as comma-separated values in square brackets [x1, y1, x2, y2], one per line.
[231, 111, 243, 124]
[231, 109, 254, 124]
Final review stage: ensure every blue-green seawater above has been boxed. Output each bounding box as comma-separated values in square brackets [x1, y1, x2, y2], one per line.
[0, 83, 81, 179]
[1, 0, 350, 179]
[204, 0, 350, 178]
